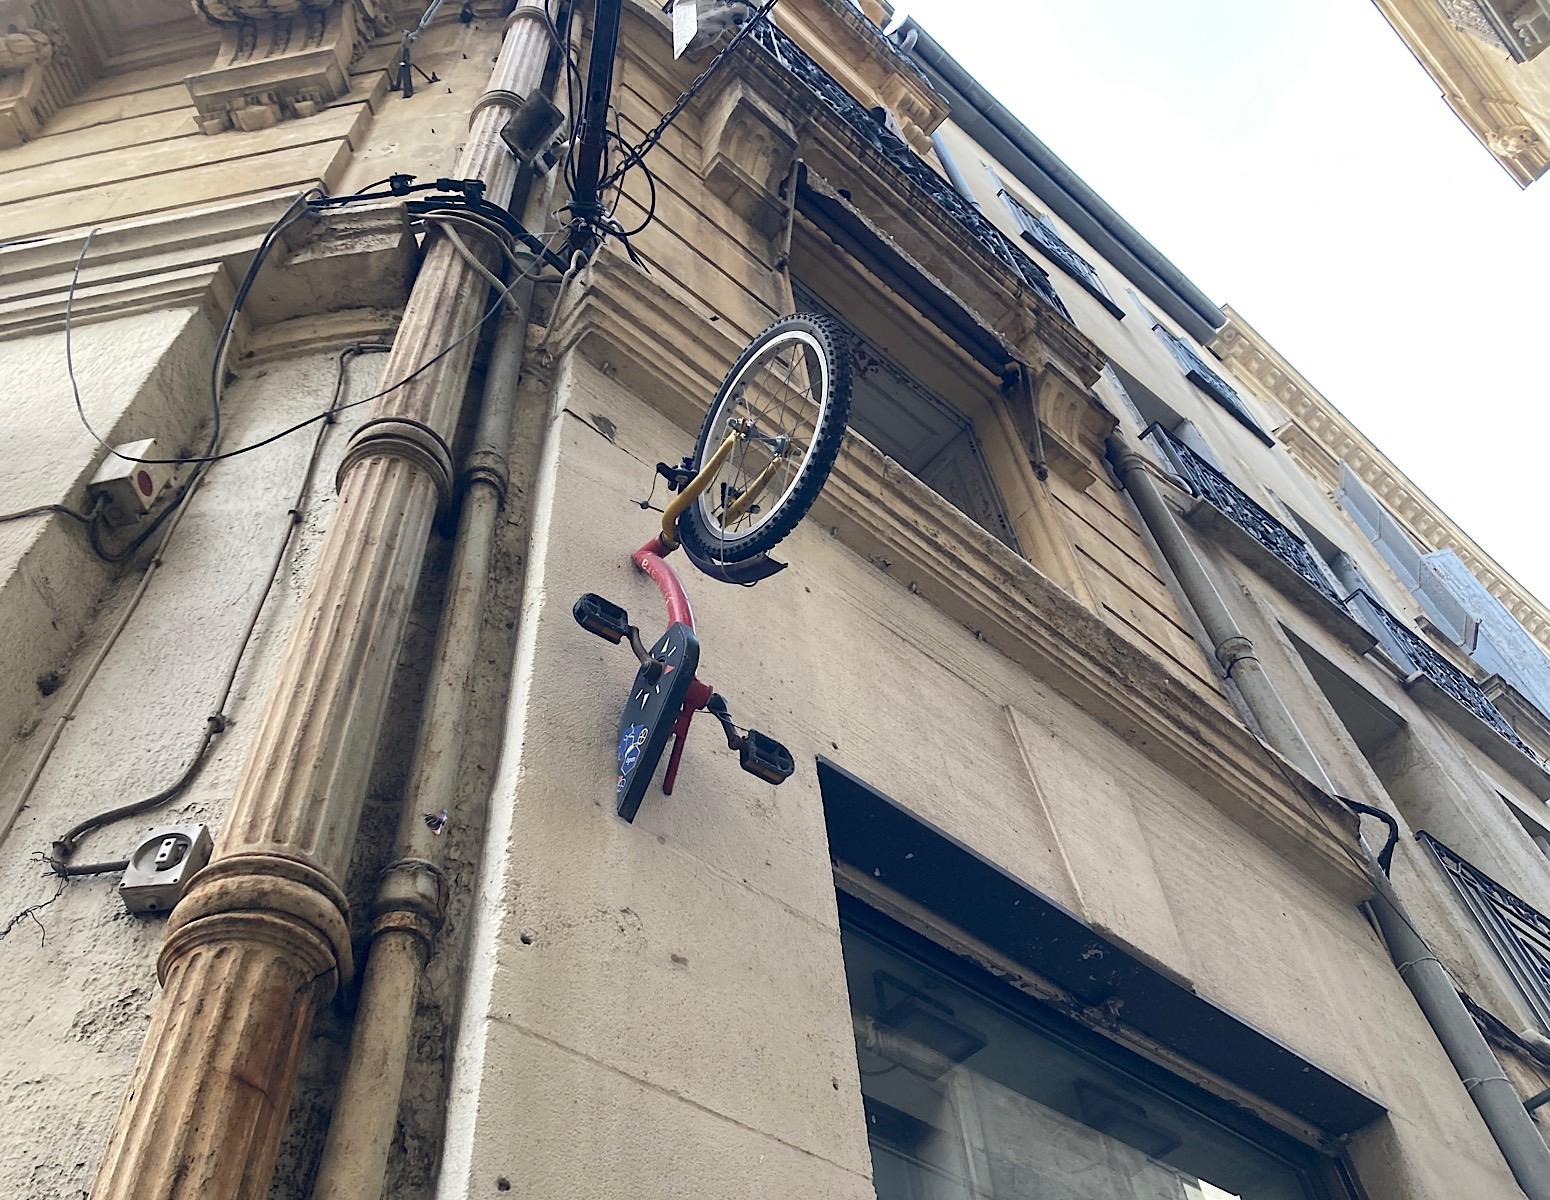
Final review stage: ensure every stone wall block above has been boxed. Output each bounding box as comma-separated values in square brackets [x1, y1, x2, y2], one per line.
[699, 75, 798, 240]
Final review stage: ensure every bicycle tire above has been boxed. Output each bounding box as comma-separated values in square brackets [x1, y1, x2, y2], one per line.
[678, 313, 851, 564]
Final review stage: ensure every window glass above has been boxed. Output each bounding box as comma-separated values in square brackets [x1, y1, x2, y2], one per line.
[793, 282, 1022, 552]
[842, 916, 1335, 1200]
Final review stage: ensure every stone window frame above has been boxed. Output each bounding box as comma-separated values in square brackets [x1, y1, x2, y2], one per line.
[787, 205, 1095, 601]
[818, 757, 1377, 1200]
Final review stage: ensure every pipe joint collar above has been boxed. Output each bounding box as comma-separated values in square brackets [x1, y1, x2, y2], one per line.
[374, 856, 448, 927]
[461, 446, 510, 505]
[337, 416, 455, 515]
[1216, 635, 1258, 674]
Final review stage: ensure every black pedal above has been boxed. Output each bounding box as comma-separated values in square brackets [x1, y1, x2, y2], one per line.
[573, 593, 631, 644]
[739, 730, 794, 785]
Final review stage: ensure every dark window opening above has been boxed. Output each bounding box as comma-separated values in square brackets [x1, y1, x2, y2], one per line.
[841, 897, 1352, 1200]
[990, 175, 1126, 321]
[793, 281, 1022, 552]
[1150, 323, 1273, 446]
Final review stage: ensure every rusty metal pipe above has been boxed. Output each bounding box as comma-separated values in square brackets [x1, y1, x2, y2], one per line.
[310, 281, 532, 1200]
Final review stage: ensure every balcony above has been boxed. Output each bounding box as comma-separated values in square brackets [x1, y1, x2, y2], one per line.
[748, 23, 1073, 323]
[1146, 427, 1377, 650]
[1152, 324, 1273, 445]
[1349, 589, 1537, 763]
[1419, 832, 1550, 1031]
[996, 190, 1126, 320]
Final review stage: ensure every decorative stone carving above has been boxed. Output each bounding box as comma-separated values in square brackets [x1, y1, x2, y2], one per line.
[1007, 363, 1116, 492]
[0, 0, 72, 147]
[187, 0, 388, 134]
[698, 74, 798, 238]
[1487, 121, 1542, 158]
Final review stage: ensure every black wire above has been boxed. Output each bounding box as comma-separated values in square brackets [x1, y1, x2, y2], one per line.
[0, 497, 105, 526]
[50, 344, 390, 868]
[74, 191, 323, 563]
[66, 217, 563, 478]
[599, 0, 781, 192]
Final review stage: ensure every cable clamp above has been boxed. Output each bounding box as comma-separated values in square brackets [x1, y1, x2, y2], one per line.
[336, 416, 456, 515]
[206, 713, 227, 734]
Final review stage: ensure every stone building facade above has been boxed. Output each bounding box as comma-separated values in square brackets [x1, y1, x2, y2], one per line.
[4, 2, 1550, 1198]
[1371, 0, 1550, 185]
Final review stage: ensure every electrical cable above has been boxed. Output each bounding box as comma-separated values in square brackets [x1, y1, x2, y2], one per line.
[75, 189, 322, 564]
[29, 215, 566, 865]
[0, 496, 105, 526]
[599, 0, 781, 192]
[46, 343, 391, 873]
[64, 221, 566, 473]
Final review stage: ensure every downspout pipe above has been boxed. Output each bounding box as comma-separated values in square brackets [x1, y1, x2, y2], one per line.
[310, 283, 533, 1200]
[1110, 437, 1550, 1200]
[89, 5, 560, 1199]
[929, 127, 981, 212]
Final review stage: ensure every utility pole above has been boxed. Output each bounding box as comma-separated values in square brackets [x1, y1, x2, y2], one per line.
[568, 0, 625, 255]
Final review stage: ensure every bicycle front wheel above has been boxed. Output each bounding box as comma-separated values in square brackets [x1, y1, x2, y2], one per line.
[678, 313, 851, 564]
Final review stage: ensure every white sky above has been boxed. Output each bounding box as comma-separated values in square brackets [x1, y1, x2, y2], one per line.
[894, 0, 1550, 599]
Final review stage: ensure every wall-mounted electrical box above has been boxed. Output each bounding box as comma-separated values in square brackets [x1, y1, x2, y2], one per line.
[119, 824, 213, 915]
[88, 439, 173, 527]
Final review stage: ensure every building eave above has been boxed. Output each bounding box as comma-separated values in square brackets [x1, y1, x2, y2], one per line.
[895, 17, 1227, 345]
[1369, 0, 1550, 188]
[1212, 305, 1550, 656]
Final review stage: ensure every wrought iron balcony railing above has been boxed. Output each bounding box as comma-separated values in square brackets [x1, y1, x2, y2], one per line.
[1152, 324, 1272, 445]
[747, 23, 1073, 322]
[996, 190, 1125, 320]
[1147, 425, 1347, 609]
[1348, 590, 1535, 758]
[1420, 831, 1550, 1031]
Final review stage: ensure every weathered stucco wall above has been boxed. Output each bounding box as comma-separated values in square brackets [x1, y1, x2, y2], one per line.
[438, 353, 1520, 1200]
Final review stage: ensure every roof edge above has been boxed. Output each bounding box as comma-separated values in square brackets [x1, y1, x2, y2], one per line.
[897, 17, 1227, 345]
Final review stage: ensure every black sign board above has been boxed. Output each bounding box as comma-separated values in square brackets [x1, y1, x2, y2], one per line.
[615, 622, 699, 822]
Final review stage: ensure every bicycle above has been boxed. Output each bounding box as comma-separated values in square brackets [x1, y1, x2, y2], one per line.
[573, 312, 852, 820]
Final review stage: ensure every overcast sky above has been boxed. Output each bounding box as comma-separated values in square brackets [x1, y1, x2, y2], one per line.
[894, 0, 1550, 599]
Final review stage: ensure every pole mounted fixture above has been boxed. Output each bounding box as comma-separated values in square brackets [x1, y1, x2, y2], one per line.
[567, 0, 625, 255]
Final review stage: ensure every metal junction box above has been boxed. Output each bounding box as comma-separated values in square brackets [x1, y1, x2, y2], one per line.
[119, 824, 213, 915]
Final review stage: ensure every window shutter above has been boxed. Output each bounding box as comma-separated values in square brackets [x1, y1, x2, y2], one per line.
[1337, 464, 1423, 589]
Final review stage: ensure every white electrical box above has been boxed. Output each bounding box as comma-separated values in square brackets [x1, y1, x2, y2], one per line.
[88, 439, 173, 527]
[119, 824, 213, 915]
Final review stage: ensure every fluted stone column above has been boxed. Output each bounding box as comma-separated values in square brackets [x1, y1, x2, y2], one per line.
[90, 5, 557, 1198]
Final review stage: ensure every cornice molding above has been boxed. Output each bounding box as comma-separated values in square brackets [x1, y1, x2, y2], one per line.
[187, 0, 389, 134]
[0, 0, 96, 148]
[544, 251, 1370, 903]
[1371, 0, 1550, 186]
[0, 192, 414, 340]
[1211, 306, 1550, 655]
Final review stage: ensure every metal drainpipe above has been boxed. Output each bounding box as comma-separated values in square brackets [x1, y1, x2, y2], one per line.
[1109, 437, 1550, 1200]
[310, 280, 532, 1200]
[88, 6, 558, 1199]
[930, 128, 981, 213]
